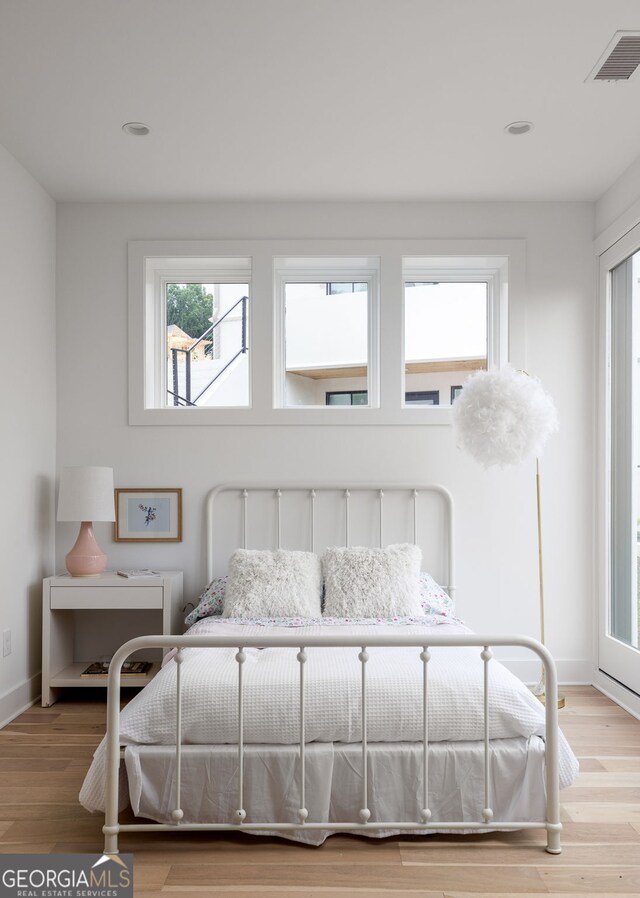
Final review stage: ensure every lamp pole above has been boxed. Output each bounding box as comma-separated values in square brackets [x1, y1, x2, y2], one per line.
[532, 456, 565, 709]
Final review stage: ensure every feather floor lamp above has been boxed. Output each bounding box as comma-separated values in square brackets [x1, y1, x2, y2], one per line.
[453, 366, 563, 707]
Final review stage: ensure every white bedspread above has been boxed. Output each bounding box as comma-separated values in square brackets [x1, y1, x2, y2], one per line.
[80, 616, 578, 812]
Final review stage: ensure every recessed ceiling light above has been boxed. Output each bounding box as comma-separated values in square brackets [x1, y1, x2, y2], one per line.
[504, 121, 534, 136]
[122, 122, 150, 137]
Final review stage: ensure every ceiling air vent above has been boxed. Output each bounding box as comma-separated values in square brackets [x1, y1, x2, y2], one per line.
[587, 31, 640, 81]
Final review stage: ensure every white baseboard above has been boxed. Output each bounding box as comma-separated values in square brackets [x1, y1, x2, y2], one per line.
[0, 660, 600, 729]
[499, 656, 591, 685]
[592, 669, 640, 721]
[0, 672, 41, 729]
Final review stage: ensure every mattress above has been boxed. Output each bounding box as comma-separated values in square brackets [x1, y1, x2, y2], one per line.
[80, 615, 579, 818]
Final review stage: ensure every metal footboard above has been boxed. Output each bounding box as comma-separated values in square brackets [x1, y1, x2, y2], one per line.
[102, 633, 562, 856]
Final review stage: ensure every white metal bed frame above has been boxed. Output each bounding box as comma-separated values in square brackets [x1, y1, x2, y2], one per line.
[102, 483, 562, 856]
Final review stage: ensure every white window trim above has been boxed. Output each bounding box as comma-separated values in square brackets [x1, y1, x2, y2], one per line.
[142, 255, 252, 411]
[128, 239, 525, 426]
[273, 257, 380, 410]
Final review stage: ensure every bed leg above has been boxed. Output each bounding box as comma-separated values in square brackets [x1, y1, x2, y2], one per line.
[102, 825, 120, 856]
[545, 822, 562, 854]
[104, 650, 125, 856]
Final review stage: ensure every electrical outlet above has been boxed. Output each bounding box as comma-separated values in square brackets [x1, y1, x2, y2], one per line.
[2, 629, 10, 657]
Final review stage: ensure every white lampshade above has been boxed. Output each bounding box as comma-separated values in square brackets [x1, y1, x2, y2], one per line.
[57, 466, 115, 522]
[453, 366, 558, 468]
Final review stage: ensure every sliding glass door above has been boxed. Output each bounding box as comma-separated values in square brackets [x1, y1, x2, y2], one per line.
[601, 241, 640, 694]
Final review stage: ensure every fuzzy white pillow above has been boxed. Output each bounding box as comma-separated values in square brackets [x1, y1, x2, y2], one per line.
[223, 549, 322, 619]
[322, 543, 422, 618]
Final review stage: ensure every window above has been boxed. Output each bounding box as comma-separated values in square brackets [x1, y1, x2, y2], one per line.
[402, 256, 507, 410]
[166, 283, 249, 407]
[328, 389, 440, 406]
[599, 238, 640, 695]
[326, 282, 368, 295]
[141, 255, 251, 412]
[274, 257, 380, 408]
[130, 241, 517, 425]
[326, 390, 369, 405]
[405, 390, 440, 406]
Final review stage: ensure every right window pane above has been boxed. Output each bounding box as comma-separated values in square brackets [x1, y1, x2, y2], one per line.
[403, 281, 488, 406]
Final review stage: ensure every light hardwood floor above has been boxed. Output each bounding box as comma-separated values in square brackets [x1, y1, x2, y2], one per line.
[1, 686, 640, 897]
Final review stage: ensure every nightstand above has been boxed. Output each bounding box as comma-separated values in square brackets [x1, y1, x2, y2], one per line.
[42, 571, 183, 706]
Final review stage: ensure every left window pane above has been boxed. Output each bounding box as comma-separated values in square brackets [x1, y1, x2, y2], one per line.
[165, 283, 249, 407]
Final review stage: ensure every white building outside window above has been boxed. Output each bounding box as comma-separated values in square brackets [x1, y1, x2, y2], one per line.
[274, 257, 379, 409]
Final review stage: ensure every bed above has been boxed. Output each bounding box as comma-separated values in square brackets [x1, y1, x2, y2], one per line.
[80, 483, 578, 855]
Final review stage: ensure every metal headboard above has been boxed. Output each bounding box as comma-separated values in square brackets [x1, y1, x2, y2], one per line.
[205, 483, 455, 598]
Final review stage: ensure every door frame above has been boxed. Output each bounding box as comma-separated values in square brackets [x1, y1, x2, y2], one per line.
[596, 222, 640, 706]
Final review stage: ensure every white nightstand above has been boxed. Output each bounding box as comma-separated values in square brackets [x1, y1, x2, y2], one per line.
[42, 571, 183, 706]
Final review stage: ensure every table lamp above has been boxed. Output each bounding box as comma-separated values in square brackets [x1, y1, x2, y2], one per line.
[57, 466, 115, 576]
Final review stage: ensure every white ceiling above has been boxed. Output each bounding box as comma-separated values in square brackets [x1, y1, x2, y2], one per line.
[2, 0, 640, 203]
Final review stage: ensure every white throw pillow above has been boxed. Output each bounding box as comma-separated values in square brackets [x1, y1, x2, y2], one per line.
[322, 543, 422, 618]
[223, 549, 322, 619]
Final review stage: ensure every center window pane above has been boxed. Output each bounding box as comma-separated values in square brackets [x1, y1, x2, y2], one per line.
[403, 281, 488, 406]
[284, 282, 369, 407]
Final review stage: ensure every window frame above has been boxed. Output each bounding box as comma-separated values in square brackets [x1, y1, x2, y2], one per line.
[596, 221, 640, 698]
[128, 239, 523, 426]
[136, 251, 253, 418]
[402, 257, 508, 408]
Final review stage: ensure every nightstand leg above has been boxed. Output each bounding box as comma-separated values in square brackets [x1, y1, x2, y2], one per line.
[42, 685, 61, 707]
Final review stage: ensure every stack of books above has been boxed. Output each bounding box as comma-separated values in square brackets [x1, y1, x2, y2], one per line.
[80, 660, 153, 677]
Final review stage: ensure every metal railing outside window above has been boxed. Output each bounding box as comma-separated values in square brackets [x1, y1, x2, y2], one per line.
[168, 296, 248, 407]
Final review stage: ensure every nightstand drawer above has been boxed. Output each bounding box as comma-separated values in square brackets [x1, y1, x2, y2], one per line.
[50, 586, 163, 609]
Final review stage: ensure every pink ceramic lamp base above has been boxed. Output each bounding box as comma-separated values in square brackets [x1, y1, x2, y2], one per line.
[66, 521, 107, 577]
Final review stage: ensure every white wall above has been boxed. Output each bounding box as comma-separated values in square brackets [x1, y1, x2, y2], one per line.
[286, 371, 321, 406]
[0, 144, 56, 724]
[56, 201, 595, 682]
[596, 152, 640, 239]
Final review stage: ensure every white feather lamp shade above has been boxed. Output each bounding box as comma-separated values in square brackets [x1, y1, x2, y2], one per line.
[453, 366, 558, 467]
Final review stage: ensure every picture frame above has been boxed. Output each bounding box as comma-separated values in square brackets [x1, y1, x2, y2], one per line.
[114, 488, 182, 542]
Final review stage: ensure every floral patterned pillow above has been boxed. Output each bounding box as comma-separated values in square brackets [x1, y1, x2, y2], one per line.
[185, 577, 227, 627]
[185, 570, 454, 627]
[419, 572, 454, 616]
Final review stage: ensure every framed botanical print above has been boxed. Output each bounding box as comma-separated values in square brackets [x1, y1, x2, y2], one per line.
[114, 488, 182, 542]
